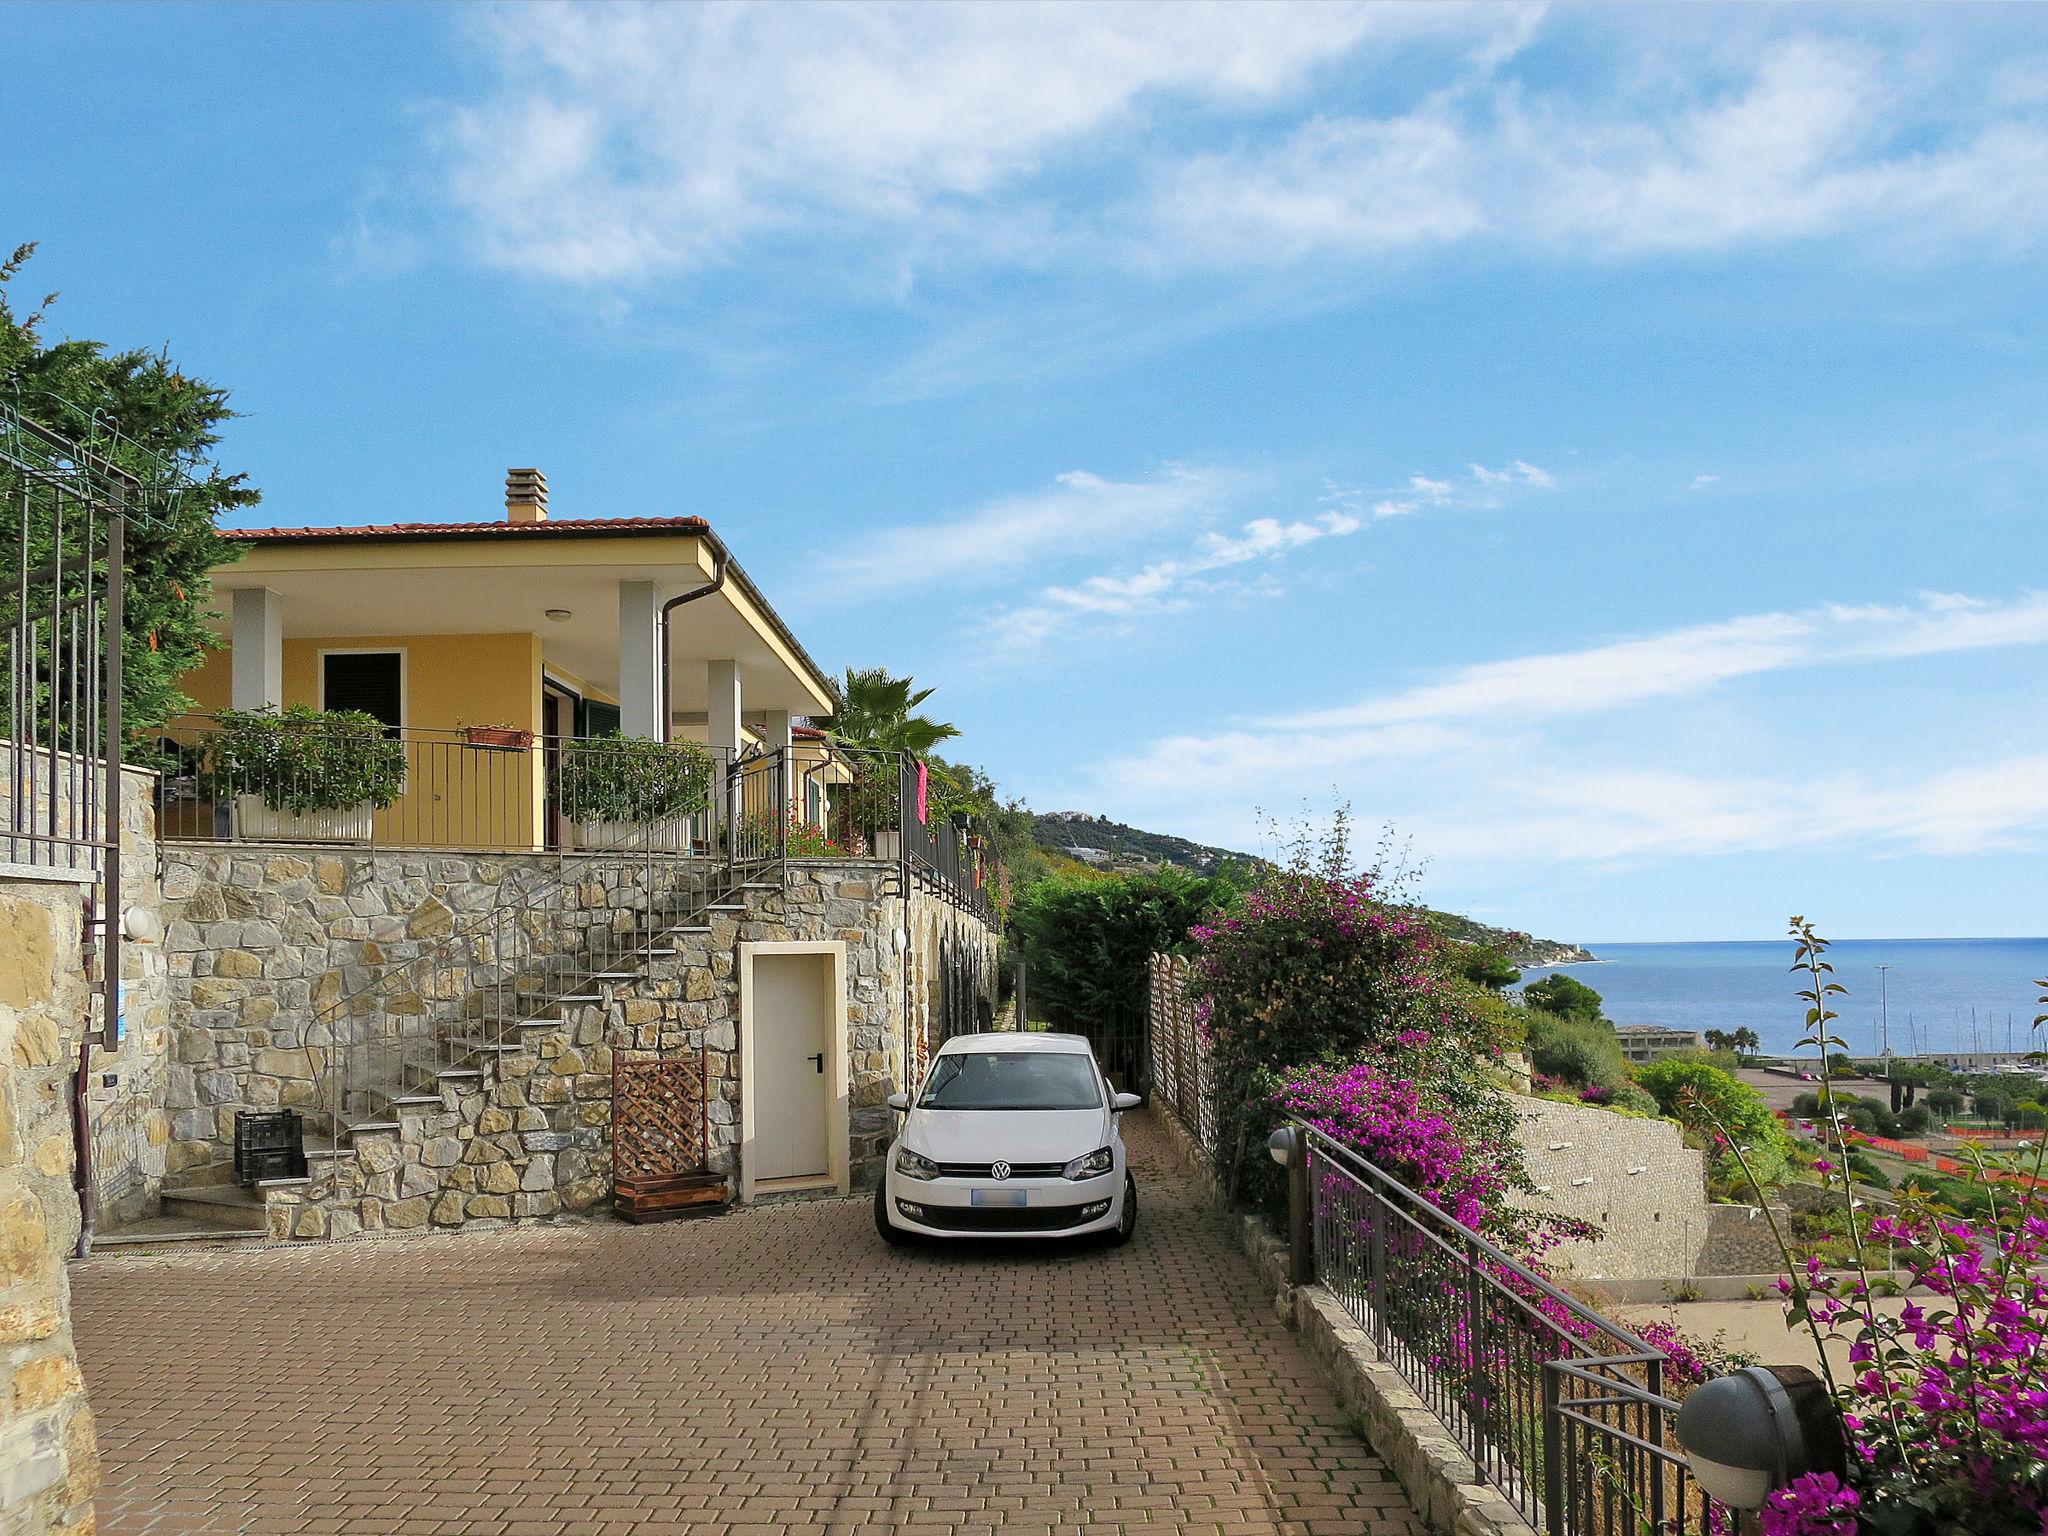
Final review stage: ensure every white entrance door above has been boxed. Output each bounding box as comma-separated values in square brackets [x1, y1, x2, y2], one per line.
[751, 952, 833, 1180]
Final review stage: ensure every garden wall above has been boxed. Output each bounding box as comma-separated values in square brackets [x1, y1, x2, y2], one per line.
[1514, 1095, 1715, 1281]
[234, 856, 999, 1237]
[0, 873, 100, 1531]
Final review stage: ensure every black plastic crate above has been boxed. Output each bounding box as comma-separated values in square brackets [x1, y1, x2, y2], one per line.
[234, 1111, 306, 1184]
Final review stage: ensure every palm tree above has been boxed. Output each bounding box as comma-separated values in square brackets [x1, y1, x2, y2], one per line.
[1732, 1027, 1762, 1058]
[821, 667, 963, 849]
[824, 667, 961, 756]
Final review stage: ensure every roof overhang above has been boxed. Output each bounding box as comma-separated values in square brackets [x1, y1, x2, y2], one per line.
[208, 525, 836, 717]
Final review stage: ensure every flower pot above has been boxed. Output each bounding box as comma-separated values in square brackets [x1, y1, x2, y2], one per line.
[235, 794, 373, 844]
[577, 818, 696, 853]
[463, 726, 533, 750]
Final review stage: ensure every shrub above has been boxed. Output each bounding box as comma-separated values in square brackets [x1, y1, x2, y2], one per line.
[1525, 1009, 1627, 1089]
[198, 704, 407, 815]
[1520, 972, 1604, 1023]
[1895, 1104, 1932, 1136]
[1190, 826, 1521, 1204]
[1010, 866, 1232, 1085]
[1633, 1058, 1791, 1188]
[1605, 1082, 1661, 1117]
[556, 736, 713, 825]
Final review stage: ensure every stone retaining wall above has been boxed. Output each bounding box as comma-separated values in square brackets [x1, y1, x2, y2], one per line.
[1514, 1095, 1714, 1281]
[0, 874, 100, 1531]
[252, 858, 999, 1237]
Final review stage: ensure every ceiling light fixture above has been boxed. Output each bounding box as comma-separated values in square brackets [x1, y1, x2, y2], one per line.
[544, 609, 572, 622]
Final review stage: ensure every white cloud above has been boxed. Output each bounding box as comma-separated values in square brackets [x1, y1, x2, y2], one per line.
[442, 1, 1517, 281]
[1689, 474, 1720, 491]
[983, 459, 1555, 650]
[433, 10, 2046, 285]
[1084, 591, 2048, 858]
[824, 465, 1234, 594]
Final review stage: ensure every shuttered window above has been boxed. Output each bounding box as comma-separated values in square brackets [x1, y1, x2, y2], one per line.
[579, 700, 622, 738]
[321, 651, 403, 732]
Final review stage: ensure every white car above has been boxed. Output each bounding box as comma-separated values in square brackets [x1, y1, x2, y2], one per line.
[875, 1031, 1142, 1245]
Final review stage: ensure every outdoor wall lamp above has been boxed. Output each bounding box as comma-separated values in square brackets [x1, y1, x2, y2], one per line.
[1267, 1126, 1299, 1166]
[1674, 1364, 1843, 1510]
[544, 608, 571, 622]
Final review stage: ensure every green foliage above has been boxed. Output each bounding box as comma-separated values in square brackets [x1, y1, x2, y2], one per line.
[1, 243, 253, 738]
[1521, 972, 1605, 1024]
[1456, 941, 1523, 991]
[1187, 813, 1524, 1202]
[1606, 1082, 1662, 1117]
[1925, 1087, 1965, 1118]
[1632, 1058, 1792, 1188]
[556, 736, 712, 824]
[1525, 1009, 1628, 1089]
[824, 666, 960, 756]
[196, 705, 406, 815]
[1009, 865, 1232, 1080]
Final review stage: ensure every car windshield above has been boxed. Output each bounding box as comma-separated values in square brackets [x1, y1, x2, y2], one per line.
[918, 1051, 1103, 1111]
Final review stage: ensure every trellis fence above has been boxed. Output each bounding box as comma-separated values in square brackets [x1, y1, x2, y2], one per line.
[1146, 953, 1214, 1152]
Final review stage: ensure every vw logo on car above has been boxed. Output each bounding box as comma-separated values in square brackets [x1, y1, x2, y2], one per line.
[877, 1031, 1143, 1247]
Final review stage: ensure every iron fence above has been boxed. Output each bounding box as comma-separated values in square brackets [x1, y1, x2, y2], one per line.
[1, 404, 128, 883]
[1301, 1123, 1728, 1536]
[153, 716, 793, 861]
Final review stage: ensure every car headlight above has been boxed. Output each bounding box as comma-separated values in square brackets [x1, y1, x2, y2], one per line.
[1062, 1147, 1114, 1181]
[895, 1147, 939, 1181]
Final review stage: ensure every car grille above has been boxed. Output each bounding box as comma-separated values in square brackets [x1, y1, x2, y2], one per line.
[908, 1203, 1098, 1233]
[933, 1161, 1066, 1179]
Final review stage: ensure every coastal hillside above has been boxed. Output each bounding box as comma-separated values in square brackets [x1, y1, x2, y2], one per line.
[1028, 810, 1592, 968]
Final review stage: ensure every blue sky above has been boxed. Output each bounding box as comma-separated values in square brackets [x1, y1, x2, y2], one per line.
[7, 2, 2047, 942]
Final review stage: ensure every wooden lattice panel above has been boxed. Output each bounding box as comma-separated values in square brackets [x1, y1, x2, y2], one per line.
[612, 1053, 709, 1182]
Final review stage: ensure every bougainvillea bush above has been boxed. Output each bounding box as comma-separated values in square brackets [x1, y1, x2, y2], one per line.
[1188, 825, 1523, 1208]
[1698, 921, 2048, 1536]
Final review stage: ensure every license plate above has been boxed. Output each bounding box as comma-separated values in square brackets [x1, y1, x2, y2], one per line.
[970, 1187, 1029, 1207]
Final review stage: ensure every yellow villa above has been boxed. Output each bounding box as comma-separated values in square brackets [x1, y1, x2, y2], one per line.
[167, 468, 849, 851]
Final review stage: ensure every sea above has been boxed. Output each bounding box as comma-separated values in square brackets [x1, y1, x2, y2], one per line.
[1518, 937, 2048, 1061]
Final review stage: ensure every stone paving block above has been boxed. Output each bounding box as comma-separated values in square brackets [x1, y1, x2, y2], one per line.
[71, 1115, 1419, 1535]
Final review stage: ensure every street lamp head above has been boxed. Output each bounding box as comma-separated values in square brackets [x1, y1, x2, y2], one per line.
[1267, 1126, 1299, 1167]
[1674, 1365, 1843, 1511]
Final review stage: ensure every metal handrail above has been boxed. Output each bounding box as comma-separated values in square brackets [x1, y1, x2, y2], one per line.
[1296, 1121, 1724, 1535]
[300, 743, 788, 1137]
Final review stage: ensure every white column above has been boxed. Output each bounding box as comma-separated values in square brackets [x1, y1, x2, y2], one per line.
[229, 587, 284, 710]
[706, 660, 742, 754]
[761, 708, 793, 829]
[618, 580, 662, 738]
[760, 710, 792, 752]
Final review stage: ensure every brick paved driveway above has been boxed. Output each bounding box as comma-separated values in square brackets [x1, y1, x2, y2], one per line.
[70, 1115, 1418, 1535]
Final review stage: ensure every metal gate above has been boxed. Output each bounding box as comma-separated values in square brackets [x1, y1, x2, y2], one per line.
[1, 399, 131, 1050]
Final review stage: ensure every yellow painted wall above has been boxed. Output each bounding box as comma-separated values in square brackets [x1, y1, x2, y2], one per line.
[172, 632, 548, 850]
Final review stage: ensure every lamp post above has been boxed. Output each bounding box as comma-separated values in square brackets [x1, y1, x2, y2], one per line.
[1675, 1364, 1845, 1519]
[1878, 964, 1893, 1073]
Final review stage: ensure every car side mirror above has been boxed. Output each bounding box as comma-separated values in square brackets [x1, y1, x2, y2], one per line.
[886, 1092, 910, 1112]
[1112, 1091, 1144, 1112]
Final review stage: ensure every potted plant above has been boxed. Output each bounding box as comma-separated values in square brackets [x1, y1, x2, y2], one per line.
[461, 722, 534, 750]
[198, 704, 407, 843]
[556, 736, 713, 851]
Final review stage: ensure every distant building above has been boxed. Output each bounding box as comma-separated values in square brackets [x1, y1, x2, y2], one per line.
[1060, 845, 1113, 866]
[1611, 1024, 1705, 1064]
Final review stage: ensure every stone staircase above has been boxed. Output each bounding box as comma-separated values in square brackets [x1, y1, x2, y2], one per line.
[255, 855, 777, 1240]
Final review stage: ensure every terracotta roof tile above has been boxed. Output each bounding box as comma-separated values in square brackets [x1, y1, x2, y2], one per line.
[225, 516, 710, 541]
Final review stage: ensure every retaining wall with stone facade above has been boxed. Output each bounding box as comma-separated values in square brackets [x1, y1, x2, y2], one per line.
[1514, 1095, 1716, 1282]
[0, 875, 100, 1532]
[247, 858, 999, 1238]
